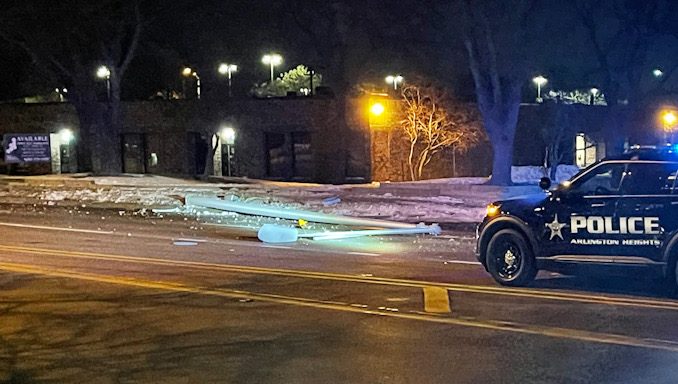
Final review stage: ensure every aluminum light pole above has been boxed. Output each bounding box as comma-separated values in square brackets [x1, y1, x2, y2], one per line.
[262, 54, 282, 83]
[219, 63, 238, 98]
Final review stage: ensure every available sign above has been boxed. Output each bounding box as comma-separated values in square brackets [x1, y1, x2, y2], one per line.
[3, 134, 51, 163]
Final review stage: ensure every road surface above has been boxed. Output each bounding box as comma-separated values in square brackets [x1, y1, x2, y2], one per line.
[0, 205, 676, 383]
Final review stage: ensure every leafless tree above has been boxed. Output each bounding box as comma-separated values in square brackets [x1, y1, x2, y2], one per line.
[458, 0, 538, 185]
[0, 0, 145, 174]
[400, 83, 482, 181]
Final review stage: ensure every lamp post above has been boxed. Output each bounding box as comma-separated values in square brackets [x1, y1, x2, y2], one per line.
[220, 126, 236, 176]
[97, 66, 111, 100]
[182, 67, 201, 99]
[385, 75, 403, 90]
[218, 63, 238, 98]
[533, 76, 547, 103]
[663, 110, 677, 144]
[262, 54, 282, 83]
[590, 88, 599, 105]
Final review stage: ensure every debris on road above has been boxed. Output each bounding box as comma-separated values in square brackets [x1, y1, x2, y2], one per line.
[184, 194, 441, 243]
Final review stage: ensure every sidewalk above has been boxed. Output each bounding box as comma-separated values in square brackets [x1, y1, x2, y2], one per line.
[0, 174, 545, 224]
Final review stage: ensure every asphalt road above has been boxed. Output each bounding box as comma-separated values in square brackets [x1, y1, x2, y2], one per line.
[0, 205, 677, 383]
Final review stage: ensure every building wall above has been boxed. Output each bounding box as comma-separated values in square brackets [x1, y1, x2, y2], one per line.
[0, 98, 372, 182]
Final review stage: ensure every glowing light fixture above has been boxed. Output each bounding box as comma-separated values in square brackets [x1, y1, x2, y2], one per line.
[220, 126, 236, 145]
[182, 67, 193, 76]
[218, 63, 238, 97]
[262, 54, 282, 83]
[96, 66, 111, 79]
[532, 75, 547, 103]
[59, 129, 74, 143]
[370, 102, 385, 116]
[385, 75, 403, 90]
[653, 69, 664, 77]
[663, 111, 677, 128]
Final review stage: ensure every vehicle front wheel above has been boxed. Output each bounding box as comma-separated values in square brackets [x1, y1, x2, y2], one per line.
[485, 229, 537, 287]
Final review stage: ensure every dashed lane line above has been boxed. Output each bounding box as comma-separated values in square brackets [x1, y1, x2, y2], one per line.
[0, 244, 677, 311]
[0, 261, 677, 353]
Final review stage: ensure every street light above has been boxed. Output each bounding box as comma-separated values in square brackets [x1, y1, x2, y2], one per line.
[218, 63, 238, 98]
[97, 66, 111, 100]
[59, 128, 74, 144]
[220, 126, 236, 176]
[385, 75, 403, 90]
[370, 102, 385, 116]
[533, 76, 547, 103]
[262, 54, 282, 83]
[182, 67, 201, 99]
[590, 88, 599, 105]
[654, 69, 664, 78]
[662, 110, 678, 144]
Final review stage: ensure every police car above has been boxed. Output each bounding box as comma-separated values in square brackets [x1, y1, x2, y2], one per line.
[476, 148, 678, 289]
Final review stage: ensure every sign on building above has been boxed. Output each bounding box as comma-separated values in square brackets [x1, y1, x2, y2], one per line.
[3, 134, 51, 163]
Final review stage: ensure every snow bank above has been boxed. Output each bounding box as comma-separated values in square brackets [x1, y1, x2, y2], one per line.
[511, 165, 581, 184]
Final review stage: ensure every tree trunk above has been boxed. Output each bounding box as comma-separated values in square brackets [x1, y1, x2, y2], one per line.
[487, 133, 514, 186]
[71, 83, 123, 174]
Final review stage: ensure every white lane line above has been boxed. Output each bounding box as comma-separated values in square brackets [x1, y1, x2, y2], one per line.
[348, 252, 380, 256]
[444, 260, 482, 265]
[261, 245, 292, 249]
[0, 222, 114, 235]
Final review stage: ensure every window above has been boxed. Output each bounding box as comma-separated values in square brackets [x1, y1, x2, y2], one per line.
[291, 132, 312, 179]
[620, 163, 678, 196]
[575, 133, 598, 168]
[569, 163, 626, 196]
[265, 133, 288, 178]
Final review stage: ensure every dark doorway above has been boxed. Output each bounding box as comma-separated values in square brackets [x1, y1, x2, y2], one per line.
[292, 132, 312, 180]
[122, 133, 147, 174]
[265, 133, 289, 179]
[188, 132, 208, 176]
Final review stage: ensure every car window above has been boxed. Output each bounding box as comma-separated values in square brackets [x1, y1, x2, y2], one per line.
[569, 163, 626, 196]
[620, 163, 678, 195]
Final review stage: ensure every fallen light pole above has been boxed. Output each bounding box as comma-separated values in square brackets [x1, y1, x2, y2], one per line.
[185, 195, 417, 229]
[183, 194, 442, 243]
[257, 224, 441, 243]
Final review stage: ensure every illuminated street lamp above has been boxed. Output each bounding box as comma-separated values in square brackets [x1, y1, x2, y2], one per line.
[262, 54, 282, 83]
[662, 110, 678, 144]
[370, 102, 385, 116]
[590, 88, 599, 105]
[533, 76, 547, 103]
[220, 126, 236, 176]
[653, 69, 664, 78]
[59, 128, 74, 144]
[97, 66, 111, 100]
[182, 67, 201, 99]
[218, 63, 238, 98]
[385, 75, 403, 90]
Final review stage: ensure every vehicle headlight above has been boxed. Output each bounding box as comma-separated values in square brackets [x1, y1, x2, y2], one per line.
[486, 204, 500, 217]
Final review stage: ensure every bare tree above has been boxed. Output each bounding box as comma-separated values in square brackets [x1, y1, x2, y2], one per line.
[400, 83, 481, 181]
[542, 104, 583, 180]
[0, 0, 145, 174]
[458, 0, 537, 185]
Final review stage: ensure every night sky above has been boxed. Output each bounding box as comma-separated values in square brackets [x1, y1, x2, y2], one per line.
[1, 0, 678, 103]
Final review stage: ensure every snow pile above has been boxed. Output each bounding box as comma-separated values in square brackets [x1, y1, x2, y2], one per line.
[511, 165, 581, 184]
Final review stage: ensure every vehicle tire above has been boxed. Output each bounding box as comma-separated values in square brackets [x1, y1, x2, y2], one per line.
[664, 252, 678, 298]
[486, 229, 537, 287]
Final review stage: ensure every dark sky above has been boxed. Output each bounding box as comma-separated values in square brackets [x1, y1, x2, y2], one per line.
[1, 0, 678, 103]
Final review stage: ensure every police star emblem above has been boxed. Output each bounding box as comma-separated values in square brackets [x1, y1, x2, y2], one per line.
[546, 214, 567, 240]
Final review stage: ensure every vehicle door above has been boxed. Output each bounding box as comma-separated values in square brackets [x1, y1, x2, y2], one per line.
[614, 162, 678, 262]
[539, 162, 626, 257]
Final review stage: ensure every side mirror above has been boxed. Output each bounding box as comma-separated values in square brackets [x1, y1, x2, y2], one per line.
[539, 177, 551, 190]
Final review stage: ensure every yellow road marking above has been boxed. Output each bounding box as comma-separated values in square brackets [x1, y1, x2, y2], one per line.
[0, 244, 677, 311]
[423, 287, 451, 313]
[0, 261, 677, 353]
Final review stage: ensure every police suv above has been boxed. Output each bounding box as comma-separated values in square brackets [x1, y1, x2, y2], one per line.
[476, 148, 678, 289]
